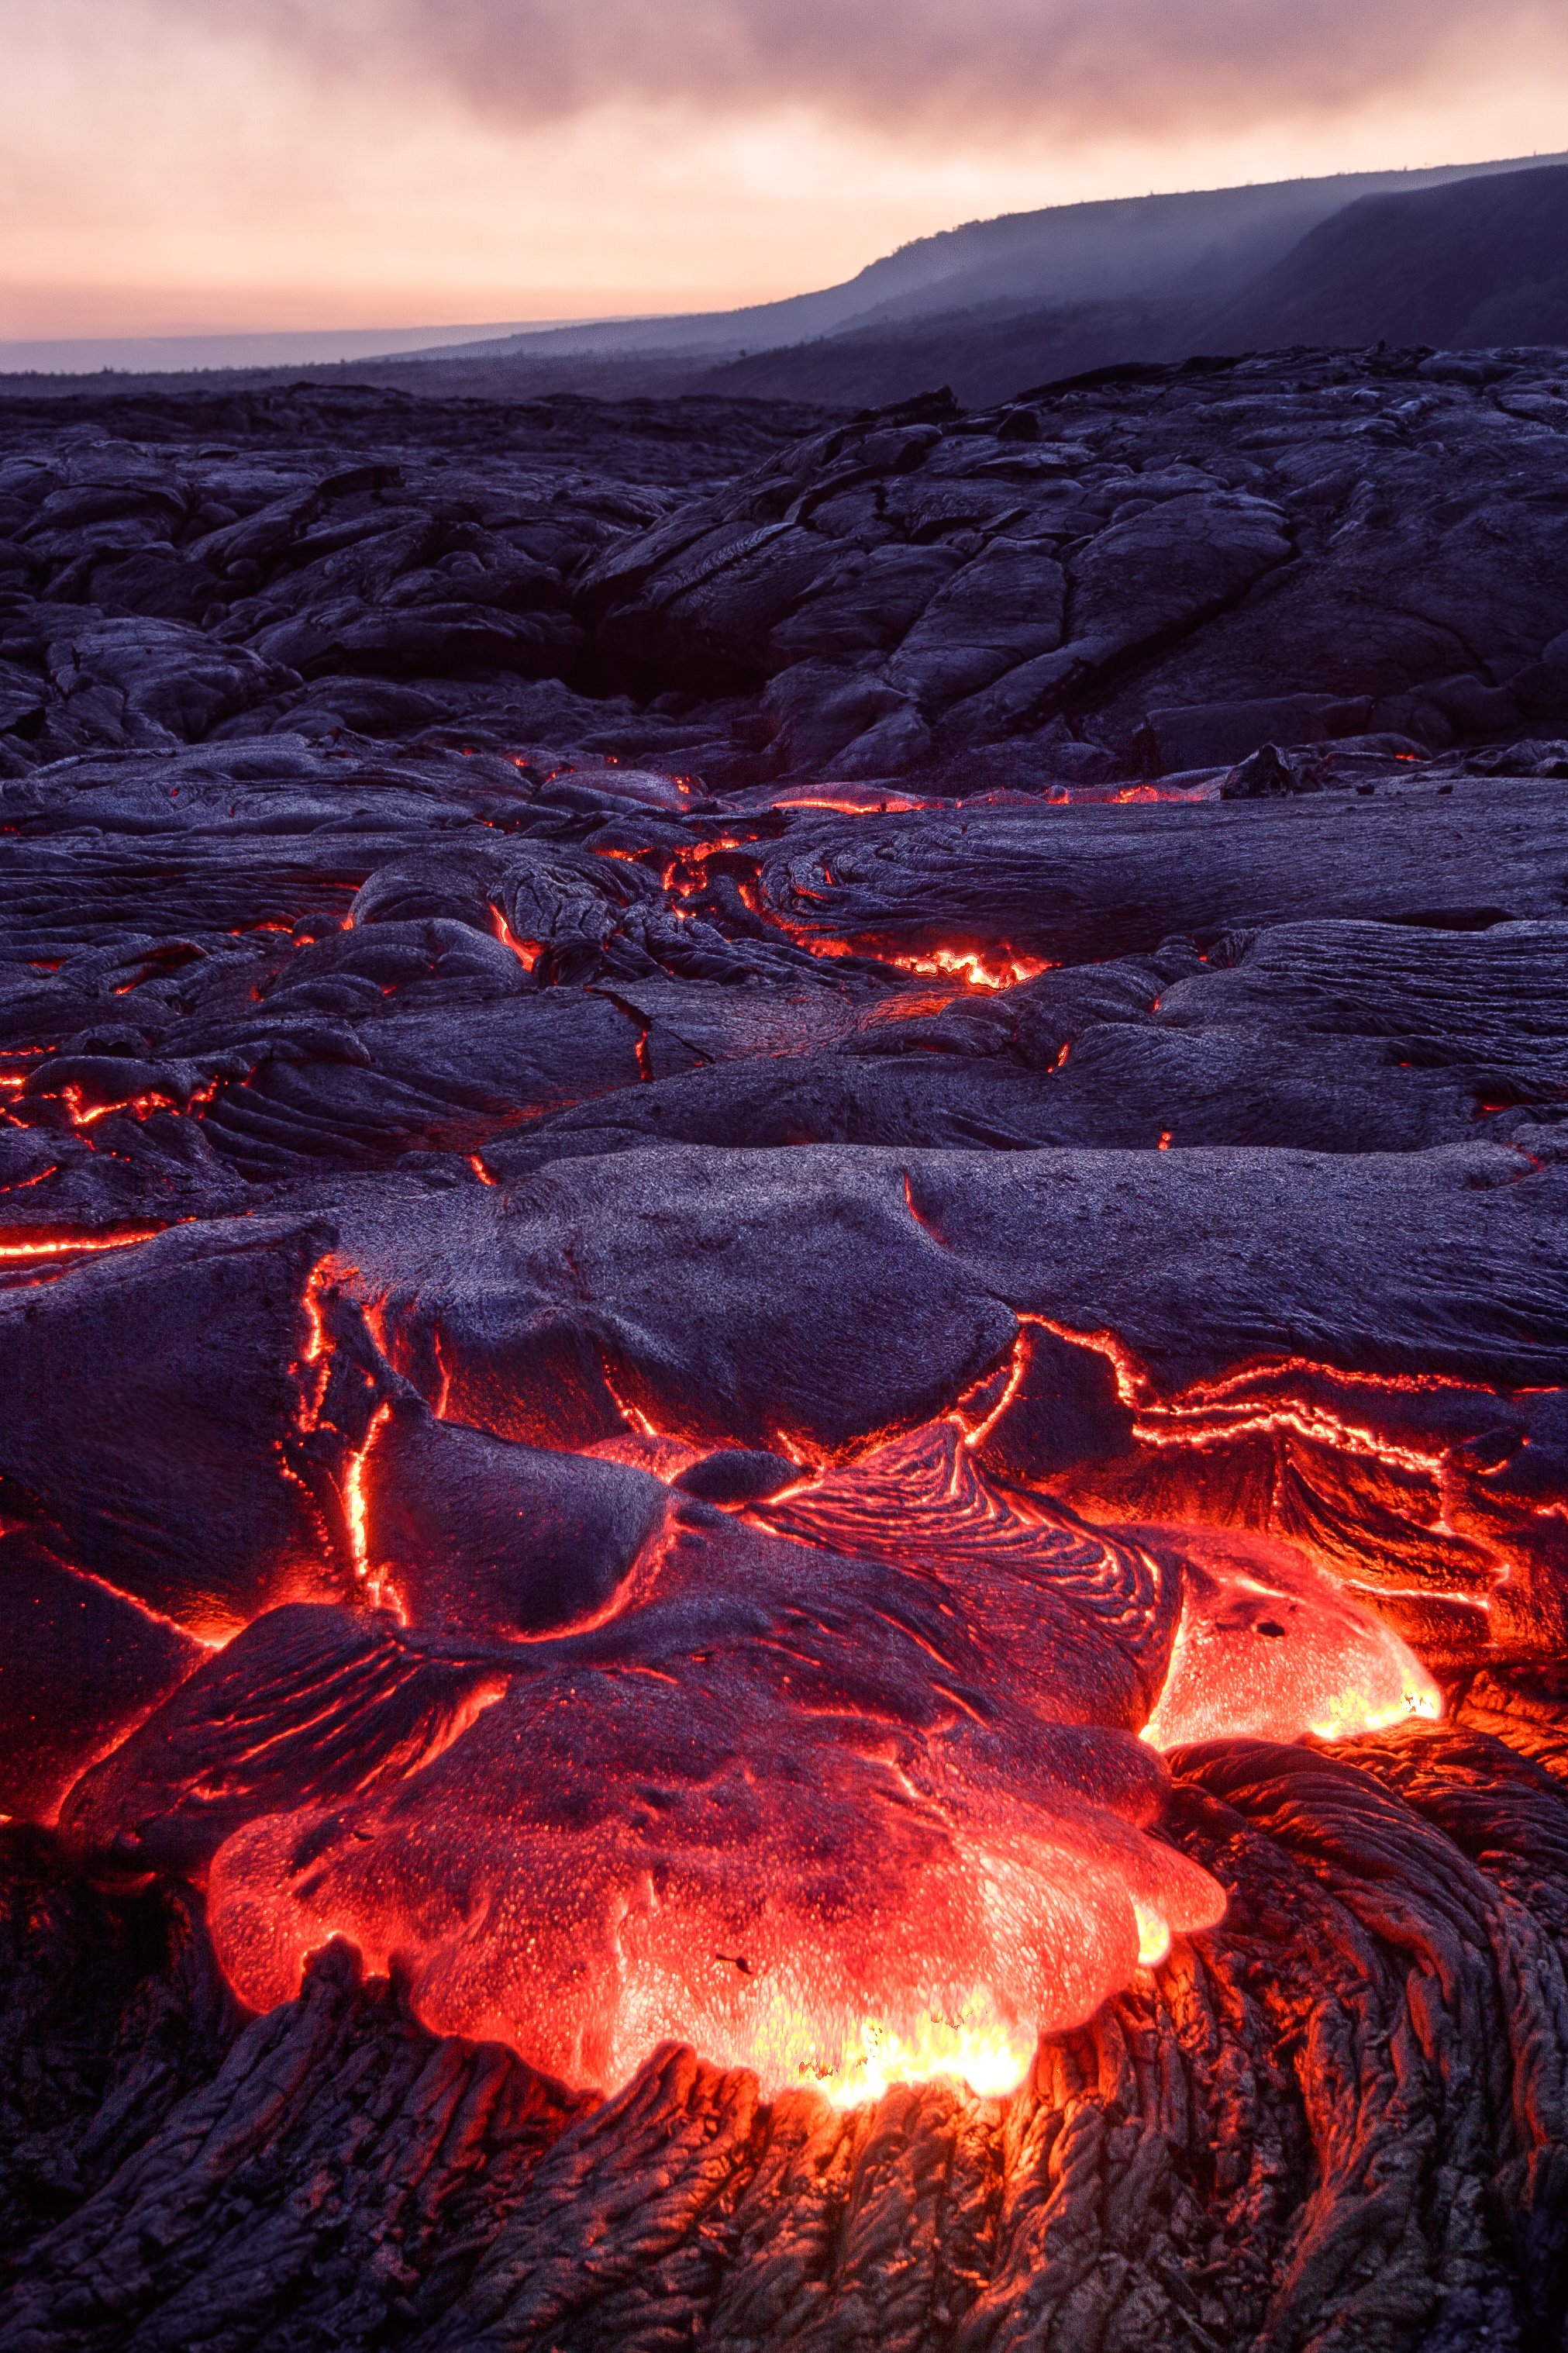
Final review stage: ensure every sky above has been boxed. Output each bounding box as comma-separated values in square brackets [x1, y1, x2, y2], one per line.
[3, 0, 1566, 344]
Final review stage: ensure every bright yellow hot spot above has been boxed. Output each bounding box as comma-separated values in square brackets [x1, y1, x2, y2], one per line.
[808, 1999, 1037, 2105]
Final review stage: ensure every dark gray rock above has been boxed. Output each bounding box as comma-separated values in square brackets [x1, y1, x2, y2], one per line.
[0, 368, 1566, 2353]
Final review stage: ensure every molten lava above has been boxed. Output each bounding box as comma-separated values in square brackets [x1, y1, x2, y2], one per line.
[0, 1227, 160, 1262]
[206, 1723, 1224, 2102]
[882, 945, 1055, 990]
[492, 911, 543, 970]
[189, 1371, 1457, 2104]
[1138, 1523, 1441, 1748]
[23, 1241, 1520, 2110]
[814, 2002, 1037, 2104]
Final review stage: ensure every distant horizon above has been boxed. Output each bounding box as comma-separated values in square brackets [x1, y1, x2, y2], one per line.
[5, 143, 1567, 380]
[0, 318, 638, 378]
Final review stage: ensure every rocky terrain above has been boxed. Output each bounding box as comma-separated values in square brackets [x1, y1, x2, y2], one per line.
[5, 347, 1568, 794]
[0, 354, 1566, 2352]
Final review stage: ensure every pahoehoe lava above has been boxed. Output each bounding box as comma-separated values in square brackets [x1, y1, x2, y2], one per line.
[0, 352, 1566, 2351]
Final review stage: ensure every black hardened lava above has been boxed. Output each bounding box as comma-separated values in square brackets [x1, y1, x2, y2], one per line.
[1, 355, 1567, 2353]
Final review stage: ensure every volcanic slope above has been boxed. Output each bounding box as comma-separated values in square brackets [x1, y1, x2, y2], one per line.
[0, 370, 1566, 2353]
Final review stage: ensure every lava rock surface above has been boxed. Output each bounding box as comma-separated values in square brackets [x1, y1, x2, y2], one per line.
[0, 367, 1566, 2352]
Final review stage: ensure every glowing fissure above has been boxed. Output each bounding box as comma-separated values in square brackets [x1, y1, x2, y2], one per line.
[594, 1355, 706, 1476]
[0, 1227, 160, 1262]
[0, 1162, 60, 1192]
[764, 913, 1051, 989]
[1025, 1323, 1529, 1474]
[667, 850, 1053, 992]
[57, 1078, 219, 1129]
[660, 837, 749, 896]
[771, 792, 936, 816]
[1018, 1313, 1150, 1406]
[290, 1259, 404, 1612]
[954, 1331, 1031, 1449]
[1134, 1396, 1453, 1477]
[344, 1401, 393, 1601]
[492, 910, 544, 971]
[293, 1257, 335, 1433]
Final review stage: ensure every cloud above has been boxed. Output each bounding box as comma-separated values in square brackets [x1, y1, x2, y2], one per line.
[164, 0, 1568, 143]
[6, 0, 1565, 339]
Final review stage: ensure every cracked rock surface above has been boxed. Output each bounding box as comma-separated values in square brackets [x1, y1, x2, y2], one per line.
[1, 363, 1567, 2351]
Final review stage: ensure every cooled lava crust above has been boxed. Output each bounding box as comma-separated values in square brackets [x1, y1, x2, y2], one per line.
[0, 355, 1566, 2351]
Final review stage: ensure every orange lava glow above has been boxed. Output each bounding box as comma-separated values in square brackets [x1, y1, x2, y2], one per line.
[584, 1429, 707, 1478]
[1019, 1313, 1149, 1406]
[809, 1998, 1037, 2103]
[859, 988, 965, 1023]
[0, 1163, 60, 1192]
[45, 1220, 1546, 2112]
[659, 837, 752, 898]
[208, 1792, 1223, 2103]
[756, 1414, 1171, 1654]
[1135, 1901, 1173, 1968]
[1139, 1524, 1443, 1749]
[292, 1257, 334, 1428]
[882, 946, 1055, 991]
[1132, 1369, 1457, 1478]
[492, 912, 543, 970]
[0, 1227, 160, 1262]
[196, 1316, 1498, 2102]
[746, 888, 1056, 988]
[344, 1402, 394, 1602]
[202, 1380, 1236, 2101]
[771, 792, 938, 816]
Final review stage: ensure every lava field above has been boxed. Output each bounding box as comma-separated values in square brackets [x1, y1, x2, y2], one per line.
[0, 351, 1566, 2352]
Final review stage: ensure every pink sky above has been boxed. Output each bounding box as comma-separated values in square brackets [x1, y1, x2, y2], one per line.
[4, 0, 1566, 339]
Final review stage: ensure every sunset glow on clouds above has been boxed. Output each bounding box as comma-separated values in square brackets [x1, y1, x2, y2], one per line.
[3, 0, 1566, 337]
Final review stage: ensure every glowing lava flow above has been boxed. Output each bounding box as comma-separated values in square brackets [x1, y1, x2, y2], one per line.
[756, 1416, 1170, 1654]
[200, 1371, 1235, 2101]
[768, 792, 939, 816]
[203, 1371, 1462, 2101]
[57, 1079, 219, 1129]
[0, 1227, 160, 1262]
[344, 1402, 393, 1601]
[208, 1775, 1223, 2104]
[58, 1254, 1514, 2114]
[683, 854, 1054, 991]
[882, 945, 1055, 991]
[1138, 1525, 1442, 1750]
[809, 1999, 1037, 2104]
[756, 913, 1051, 989]
[492, 911, 543, 971]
